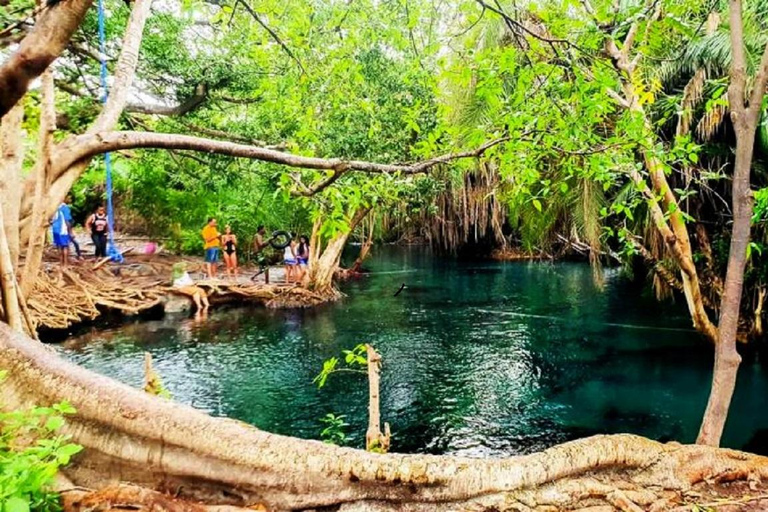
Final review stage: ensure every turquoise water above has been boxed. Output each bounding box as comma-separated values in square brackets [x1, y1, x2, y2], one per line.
[57, 247, 768, 456]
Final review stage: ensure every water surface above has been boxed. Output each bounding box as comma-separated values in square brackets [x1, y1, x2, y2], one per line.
[57, 247, 768, 456]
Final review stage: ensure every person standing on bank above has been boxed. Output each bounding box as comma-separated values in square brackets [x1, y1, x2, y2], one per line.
[283, 233, 298, 283]
[296, 235, 310, 283]
[85, 205, 109, 259]
[222, 225, 238, 279]
[51, 199, 74, 265]
[201, 217, 221, 279]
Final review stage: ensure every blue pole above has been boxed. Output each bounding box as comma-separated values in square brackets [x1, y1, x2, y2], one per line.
[97, 0, 122, 263]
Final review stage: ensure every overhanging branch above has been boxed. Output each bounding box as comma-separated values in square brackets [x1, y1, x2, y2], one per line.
[0, 0, 94, 117]
[57, 131, 516, 194]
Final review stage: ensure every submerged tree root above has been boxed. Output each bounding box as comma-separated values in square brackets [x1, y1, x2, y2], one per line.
[2, 323, 768, 512]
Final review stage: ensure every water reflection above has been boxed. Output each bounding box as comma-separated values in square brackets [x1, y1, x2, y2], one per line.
[57, 247, 768, 456]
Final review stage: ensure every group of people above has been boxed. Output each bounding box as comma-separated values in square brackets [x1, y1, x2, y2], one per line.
[201, 218, 239, 279]
[282, 234, 310, 283]
[51, 197, 110, 266]
[200, 218, 310, 283]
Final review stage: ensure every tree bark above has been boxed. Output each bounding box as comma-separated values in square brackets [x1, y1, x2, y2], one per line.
[3, 323, 768, 511]
[0, 103, 24, 269]
[308, 208, 370, 294]
[351, 216, 375, 273]
[20, 68, 56, 299]
[0, 208, 23, 331]
[365, 344, 390, 453]
[0, 0, 93, 117]
[697, 1, 768, 446]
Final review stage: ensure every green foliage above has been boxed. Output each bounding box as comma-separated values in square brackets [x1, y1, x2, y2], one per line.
[313, 343, 367, 389]
[314, 345, 370, 446]
[319, 413, 349, 446]
[0, 372, 82, 512]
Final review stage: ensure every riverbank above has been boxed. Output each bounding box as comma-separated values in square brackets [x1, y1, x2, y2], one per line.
[27, 250, 328, 333]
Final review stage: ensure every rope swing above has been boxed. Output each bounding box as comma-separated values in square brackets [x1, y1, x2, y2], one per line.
[97, 0, 123, 263]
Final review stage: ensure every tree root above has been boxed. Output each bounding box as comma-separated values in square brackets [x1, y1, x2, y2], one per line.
[59, 483, 265, 512]
[23, 256, 336, 330]
[3, 323, 768, 511]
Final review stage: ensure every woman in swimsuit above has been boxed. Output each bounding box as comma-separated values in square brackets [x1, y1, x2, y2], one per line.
[222, 225, 238, 279]
[296, 235, 310, 283]
[283, 233, 298, 283]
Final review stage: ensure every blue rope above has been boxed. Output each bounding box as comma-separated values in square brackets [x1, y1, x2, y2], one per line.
[97, 0, 122, 263]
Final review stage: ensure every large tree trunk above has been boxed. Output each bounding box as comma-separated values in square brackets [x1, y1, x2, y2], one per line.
[307, 208, 370, 294]
[697, 2, 768, 446]
[20, 68, 56, 298]
[3, 323, 768, 512]
[0, 103, 24, 269]
[0, 0, 94, 118]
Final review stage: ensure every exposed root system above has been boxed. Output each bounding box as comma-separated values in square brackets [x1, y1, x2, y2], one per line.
[26, 253, 331, 331]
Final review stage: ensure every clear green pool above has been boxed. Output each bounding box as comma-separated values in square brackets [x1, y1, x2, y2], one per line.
[57, 247, 768, 456]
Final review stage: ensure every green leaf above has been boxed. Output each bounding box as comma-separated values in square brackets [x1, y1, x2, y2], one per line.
[44, 416, 64, 432]
[5, 496, 30, 512]
[532, 199, 542, 212]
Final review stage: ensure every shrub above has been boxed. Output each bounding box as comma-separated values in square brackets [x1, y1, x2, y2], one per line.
[0, 371, 82, 512]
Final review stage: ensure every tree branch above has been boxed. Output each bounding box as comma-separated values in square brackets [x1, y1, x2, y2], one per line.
[605, 88, 630, 108]
[178, 121, 285, 149]
[56, 131, 514, 191]
[214, 93, 262, 104]
[89, 0, 153, 133]
[58, 80, 210, 118]
[475, 0, 586, 54]
[127, 83, 208, 116]
[237, 0, 306, 75]
[0, 0, 94, 117]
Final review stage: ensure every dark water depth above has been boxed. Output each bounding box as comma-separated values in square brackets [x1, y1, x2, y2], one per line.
[57, 247, 768, 456]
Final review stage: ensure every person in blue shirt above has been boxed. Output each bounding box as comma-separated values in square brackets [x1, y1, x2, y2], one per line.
[51, 199, 73, 265]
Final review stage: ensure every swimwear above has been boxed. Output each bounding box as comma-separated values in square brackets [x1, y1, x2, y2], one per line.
[224, 238, 235, 255]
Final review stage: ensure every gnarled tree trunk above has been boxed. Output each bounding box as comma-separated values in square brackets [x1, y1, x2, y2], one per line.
[2, 323, 768, 512]
[307, 208, 370, 295]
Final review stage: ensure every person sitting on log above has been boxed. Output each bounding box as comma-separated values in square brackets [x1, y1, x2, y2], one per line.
[171, 262, 209, 310]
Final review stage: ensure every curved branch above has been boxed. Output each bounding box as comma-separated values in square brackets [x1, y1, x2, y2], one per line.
[55, 131, 515, 189]
[0, 0, 94, 117]
[88, 0, 153, 133]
